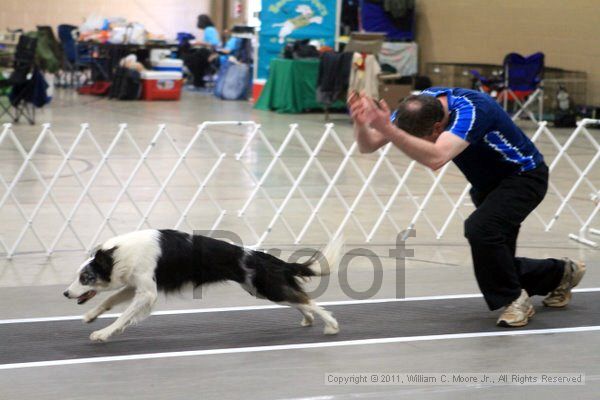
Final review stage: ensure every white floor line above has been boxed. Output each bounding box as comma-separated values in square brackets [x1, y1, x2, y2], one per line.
[1, 325, 599, 371]
[1, 287, 599, 325]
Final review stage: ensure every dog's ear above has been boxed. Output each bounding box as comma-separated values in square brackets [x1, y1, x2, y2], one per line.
[93, 246, 117, 282]
[89, 244, 101, 257]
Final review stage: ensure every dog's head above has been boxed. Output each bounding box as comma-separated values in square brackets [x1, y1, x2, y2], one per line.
[63, 247, 117, 304]
[295, 4, 314, 16]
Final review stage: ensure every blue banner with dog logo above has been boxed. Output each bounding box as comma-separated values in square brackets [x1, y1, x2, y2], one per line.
[258, 0, 338, 80]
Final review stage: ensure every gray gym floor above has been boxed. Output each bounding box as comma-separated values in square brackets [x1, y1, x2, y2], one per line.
[0, 89, 599, 400]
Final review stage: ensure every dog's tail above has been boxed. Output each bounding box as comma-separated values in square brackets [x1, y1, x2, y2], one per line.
[296, 234, 344, 277]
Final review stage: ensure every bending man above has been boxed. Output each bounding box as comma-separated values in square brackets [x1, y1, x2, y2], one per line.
[349, 88, 585, 327]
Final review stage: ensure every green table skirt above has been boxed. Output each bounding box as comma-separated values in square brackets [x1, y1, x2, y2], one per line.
[255, 58, 345, 114]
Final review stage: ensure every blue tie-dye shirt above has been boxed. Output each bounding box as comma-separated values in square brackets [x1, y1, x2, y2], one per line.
[421, 87, 544, 192]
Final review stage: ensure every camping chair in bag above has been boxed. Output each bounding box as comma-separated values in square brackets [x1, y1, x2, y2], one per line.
[0, 35, 39, 124]
[469, 68, 504, 95]
[36, 26, 63, 73]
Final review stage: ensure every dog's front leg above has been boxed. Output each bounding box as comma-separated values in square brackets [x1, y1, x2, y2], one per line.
[84, 287, 135, 323]
[90, 284, 157, 342]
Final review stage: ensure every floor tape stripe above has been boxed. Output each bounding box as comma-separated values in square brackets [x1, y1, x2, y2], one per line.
[1, 325, 599, 370]
[2, 288, 600, 325]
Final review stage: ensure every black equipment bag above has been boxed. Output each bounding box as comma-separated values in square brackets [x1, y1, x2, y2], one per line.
[109, 67, 141, 100]
[9, 35, 38, 85]
[283, 39, 319, 59]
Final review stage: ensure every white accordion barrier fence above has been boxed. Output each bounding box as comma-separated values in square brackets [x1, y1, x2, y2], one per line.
[0, 119, 599, 259]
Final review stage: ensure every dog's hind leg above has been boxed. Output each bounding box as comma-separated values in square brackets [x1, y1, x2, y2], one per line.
[302, 301, 339, 335]
[290, 300, 338, 335]
[288, 303, 315, 327]
[83, 287, 135, 323]
[300, 310, 315, 327]
[90, 279, 157, 342]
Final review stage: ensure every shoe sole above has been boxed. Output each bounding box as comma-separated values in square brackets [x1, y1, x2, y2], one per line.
[497, 306, 535, 328]
[543, 261, 586, 308]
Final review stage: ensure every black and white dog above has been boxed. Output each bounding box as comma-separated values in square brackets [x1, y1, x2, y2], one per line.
[64, 229, 342, 342]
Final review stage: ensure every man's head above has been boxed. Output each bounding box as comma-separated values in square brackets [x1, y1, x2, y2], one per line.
[394, 94, 447, 141]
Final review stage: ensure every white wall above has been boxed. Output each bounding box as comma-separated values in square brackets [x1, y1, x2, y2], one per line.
[417, 0, 600, 105]
[246, 0, 261, 27]
[0, 0, 211, 40]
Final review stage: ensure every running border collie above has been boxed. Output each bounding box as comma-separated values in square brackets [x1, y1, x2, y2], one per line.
[64, 229, 343, 342]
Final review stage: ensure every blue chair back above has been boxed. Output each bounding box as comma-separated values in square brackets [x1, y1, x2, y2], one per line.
[176, 32, 195, 47]
[58, 24, 77, 63]
[503, 52, 544, 91]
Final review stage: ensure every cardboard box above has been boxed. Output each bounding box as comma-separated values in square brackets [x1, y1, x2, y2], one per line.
[378, 83, 412, 108]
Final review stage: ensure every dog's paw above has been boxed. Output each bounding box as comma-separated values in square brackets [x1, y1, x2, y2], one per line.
[301, 315, 314, 327]
[90, 328, 112, 342]
[323, 321, 339, 335]
[83, 308, 104, 323]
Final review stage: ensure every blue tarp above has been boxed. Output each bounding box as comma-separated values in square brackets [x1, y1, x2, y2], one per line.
[360, 0, 415, 41]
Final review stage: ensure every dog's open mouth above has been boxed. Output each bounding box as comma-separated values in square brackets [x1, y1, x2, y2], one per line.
[77, 290, 97, 305]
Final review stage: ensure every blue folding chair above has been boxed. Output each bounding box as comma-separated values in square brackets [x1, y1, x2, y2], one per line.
[500, 52, 545, 122]
[470, 52, 544, 122]
[57, 24, 94, 87]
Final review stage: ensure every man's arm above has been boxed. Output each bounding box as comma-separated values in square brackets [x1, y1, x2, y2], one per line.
[365, 97, 469, 170]
[379, 125, 468, 170]
[354, 123, 389, 153]
[348, 92, 389, 153]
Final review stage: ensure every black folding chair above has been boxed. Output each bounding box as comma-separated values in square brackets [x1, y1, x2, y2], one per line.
[0, 35, 38, 124]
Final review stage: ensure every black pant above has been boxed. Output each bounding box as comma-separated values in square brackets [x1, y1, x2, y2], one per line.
[464, 164, 564, 310]
[183, 47, 214, 88]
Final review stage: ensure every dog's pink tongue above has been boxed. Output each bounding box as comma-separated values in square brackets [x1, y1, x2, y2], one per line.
[77, 290, 97, 304]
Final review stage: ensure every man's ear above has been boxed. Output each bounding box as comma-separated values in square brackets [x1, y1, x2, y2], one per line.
[424, 128, 443, 143]
[423, 133, 437, 143]
[433, 121, 445, 134]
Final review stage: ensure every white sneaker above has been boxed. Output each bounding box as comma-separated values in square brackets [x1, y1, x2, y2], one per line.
[497, 289, 535, 327]
[543, 258, 586, 308]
